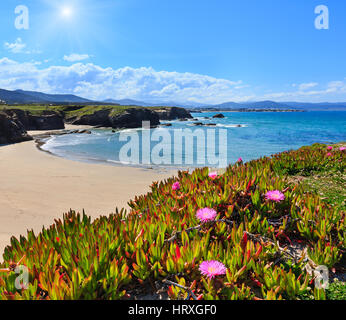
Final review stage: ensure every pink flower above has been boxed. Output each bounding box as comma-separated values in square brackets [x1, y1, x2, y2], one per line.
[326, 152, 333, 157]
[196, 208, 217, 223]
[327, 146, 333, 151]
[172, 182, 180, 191]
[237, 157, 243, 163]
[208, 171, 218, 179]
[339, 147, 346, 151]
[199, 260, 226, 279]
[265, 190, 285, 202]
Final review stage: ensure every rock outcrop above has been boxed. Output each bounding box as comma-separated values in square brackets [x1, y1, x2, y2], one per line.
[213, 113, 225, 118]
[29, 112, 65, 130]
[153, 107, 193, 120]
[71, 108, 160, 129]
[0, 106, 192, 145]
[70, 109, 112, 127]
[4, 109, 65, 130]
[0, 111, 33, 144]
[110, 108, 160, 128]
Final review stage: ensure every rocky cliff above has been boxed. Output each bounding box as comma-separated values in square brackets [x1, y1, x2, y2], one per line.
[69, 109, 112, 127]
[0, 106, 192, 145]
[70, 108, 160, 129]
[0, 109, 64, 145]
[4, 109, 65, 131]
[110, 108, 160, 128]
[0, 111, 33, 144]
[153, 107, 193, 120]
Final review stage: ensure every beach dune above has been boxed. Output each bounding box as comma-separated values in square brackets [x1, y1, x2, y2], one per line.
[0, 136, 176, 259]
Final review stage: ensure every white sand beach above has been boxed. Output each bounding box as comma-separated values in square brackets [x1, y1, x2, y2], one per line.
[0, 129, 176, 259]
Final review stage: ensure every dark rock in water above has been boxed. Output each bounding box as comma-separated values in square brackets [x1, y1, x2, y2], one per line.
[110, 108, 160, 129]
[4, 109, 64, 130]
[69, 129, 92, 134]
[191, 122, 217, 127]
[112, 130, 116, 133]
[178, 118, 189, 122]
[153, 107, 193, 120]
[213, 113, 225, 119]
[0, 111, 33, 144]
[161, 123, 172, 127]
[204, 117, 211, 119]
[235, 124, 242, 127]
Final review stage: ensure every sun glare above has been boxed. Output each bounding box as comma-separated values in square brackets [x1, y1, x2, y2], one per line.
[61, 7, 73, 17]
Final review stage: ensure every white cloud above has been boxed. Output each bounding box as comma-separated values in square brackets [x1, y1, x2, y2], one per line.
[0, 57, 345, 103]
[298, 82, 318, 91]
[63, 54, 91, 62]
[327, 81, 346, 92]
[262, 80, 346, 101]
[4, 38, 42, 55]
[0, 58, 246, 103]
[4, 38, 26, 53]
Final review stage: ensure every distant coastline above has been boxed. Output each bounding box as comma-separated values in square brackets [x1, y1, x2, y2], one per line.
[189, 108, 305, 113]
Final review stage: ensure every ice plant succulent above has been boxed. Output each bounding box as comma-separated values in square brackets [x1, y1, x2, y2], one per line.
[196, 208, 217, 223]
[326, 152, 333, 157]
[327, 146, 333, 150]
[265, 190, 285, 202]
[0, 143, 344, 301]
[172, 182, 180, 191]
[237, 157, 243, 163]
[339, 147, 346, 151]
[208, 171, 218, 180]
[199, 260, 227, 279]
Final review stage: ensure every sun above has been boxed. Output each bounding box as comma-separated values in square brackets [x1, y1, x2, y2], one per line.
[61, 7, 73, 17]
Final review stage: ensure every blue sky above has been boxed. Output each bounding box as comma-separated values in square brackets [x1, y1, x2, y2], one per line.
[0, 0, 345, 104]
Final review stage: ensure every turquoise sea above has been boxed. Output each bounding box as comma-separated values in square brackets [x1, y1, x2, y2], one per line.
[41, 111, 346, 168]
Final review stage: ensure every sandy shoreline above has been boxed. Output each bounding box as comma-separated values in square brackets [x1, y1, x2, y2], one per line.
[0, 129, 177, 259]
[27, 124, 95, 137]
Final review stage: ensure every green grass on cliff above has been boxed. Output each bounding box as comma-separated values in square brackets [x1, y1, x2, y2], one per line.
[0, 105, 64, 115]
[63, 105, 140, 119]
[0, 105, 178, 122]
[0, 104, 139, 117]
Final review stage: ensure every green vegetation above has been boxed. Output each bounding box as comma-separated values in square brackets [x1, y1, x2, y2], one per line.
[0, 143, 345, 300]
[0, 104, 142, 118]
[285, 143, 346, 210]
[0, 104, 66, 115]
[326, 279, 346, 300]
[64, 105, 140, 119]
[302, 174, 346, 210]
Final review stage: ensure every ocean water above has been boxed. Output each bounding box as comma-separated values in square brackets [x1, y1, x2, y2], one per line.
[41, 111, 346, 168]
